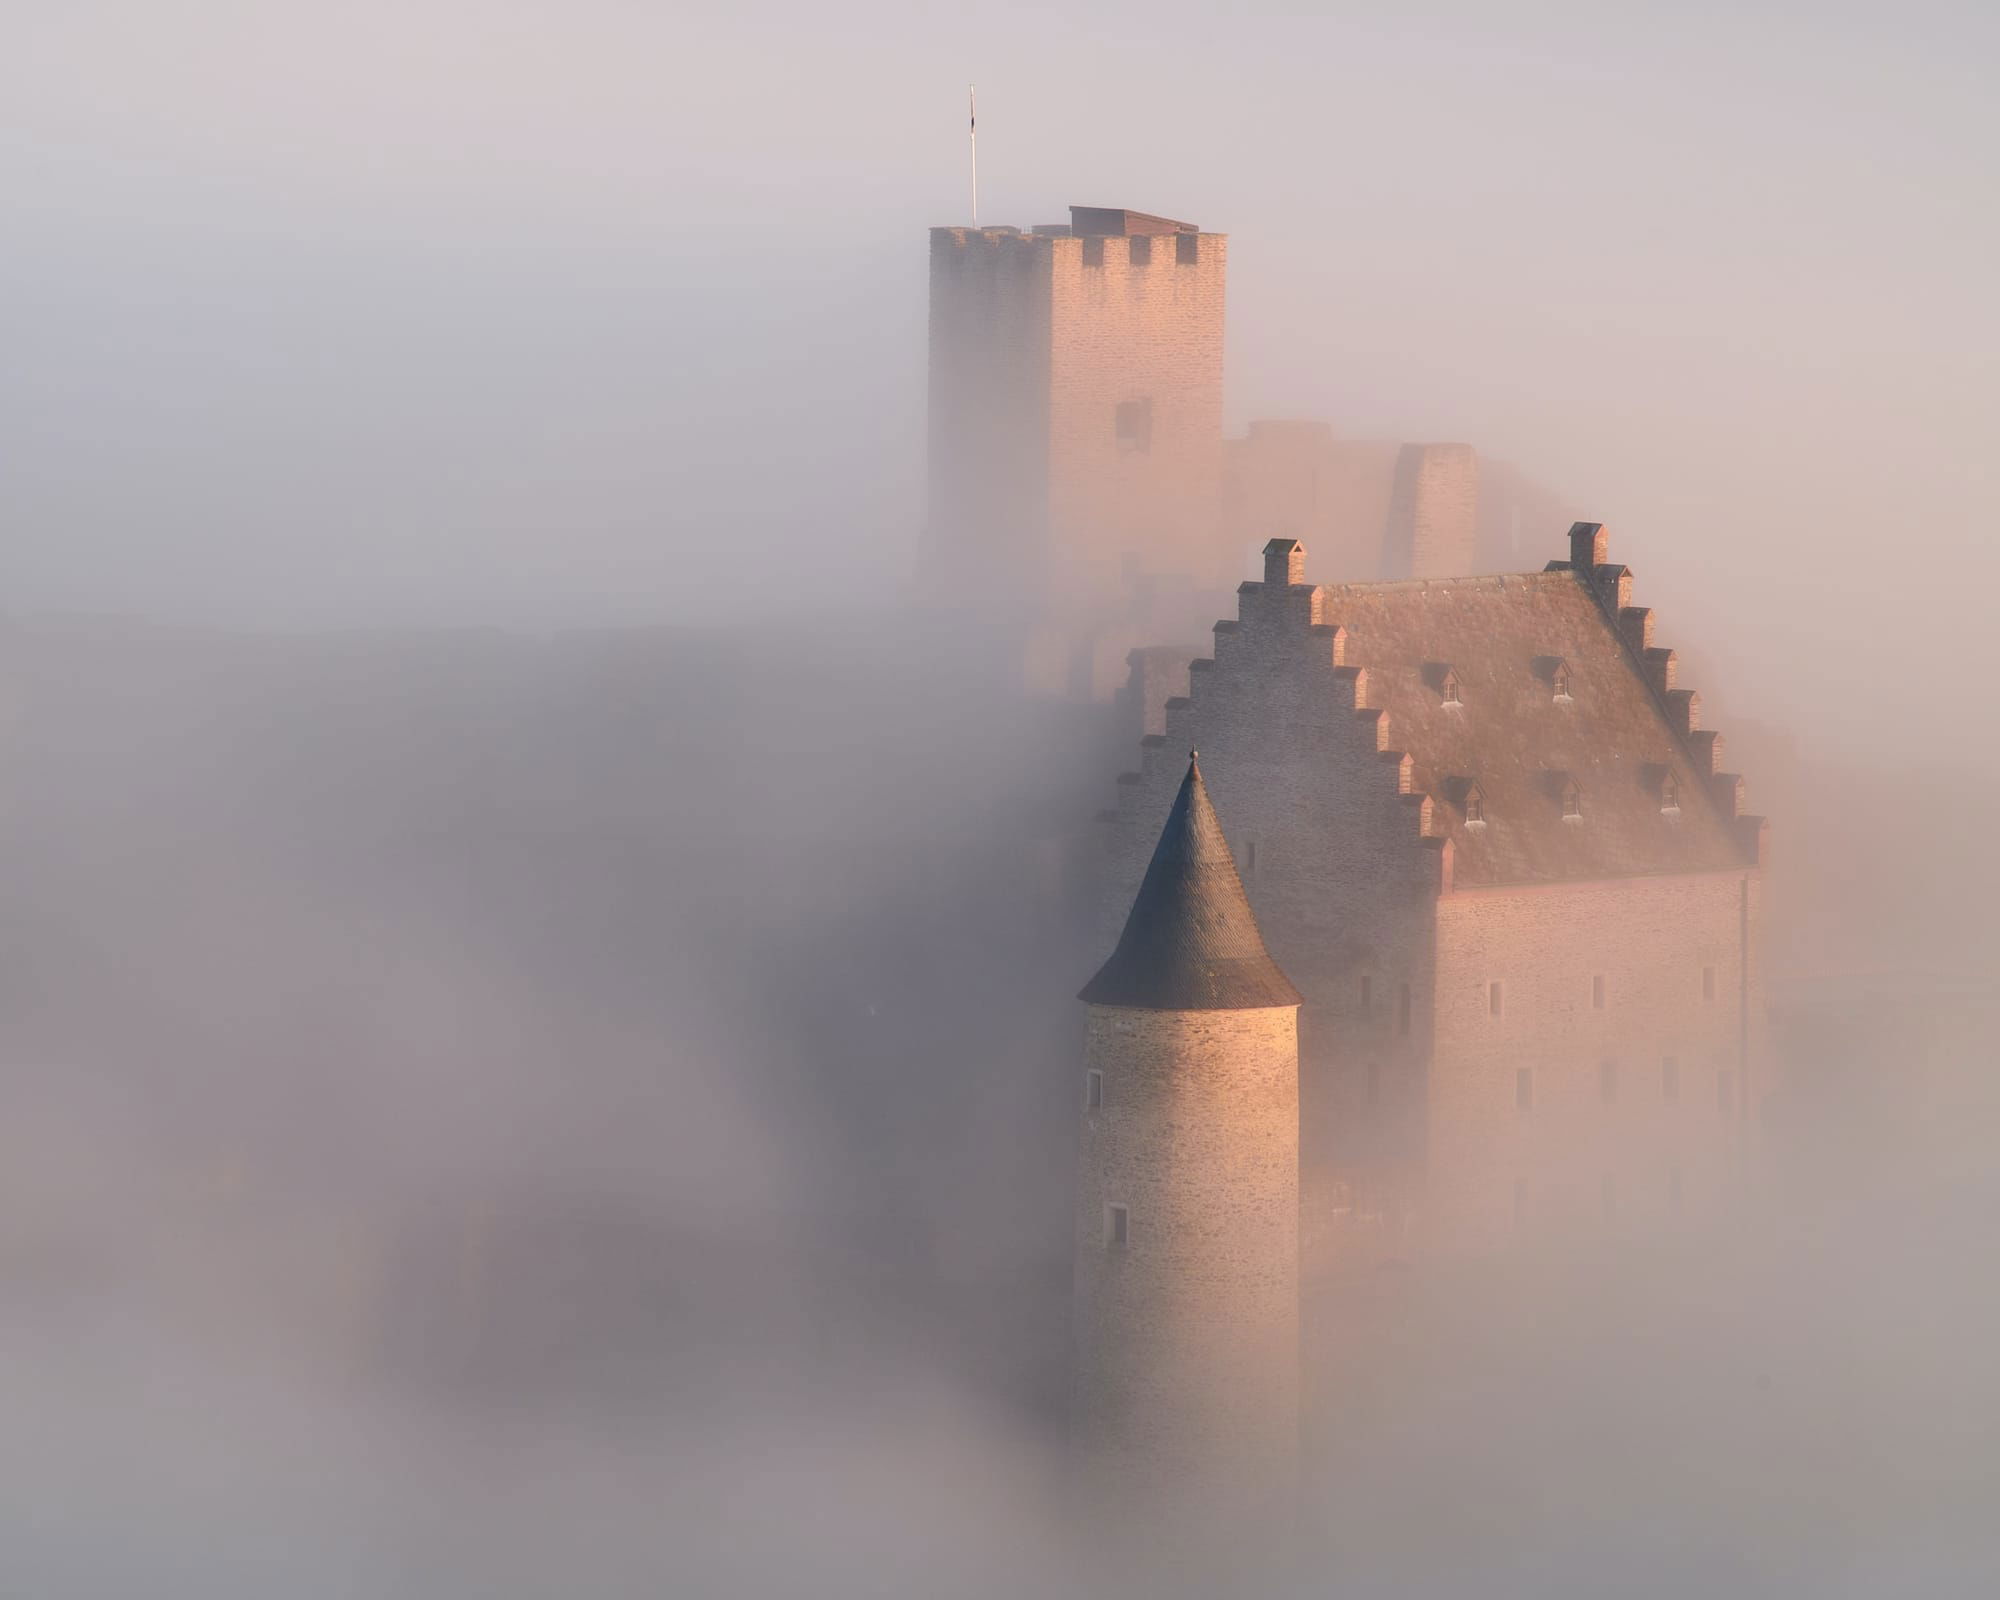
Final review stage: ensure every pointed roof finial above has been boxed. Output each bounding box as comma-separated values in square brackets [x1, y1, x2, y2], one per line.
[1079, 756, 1301, 1011]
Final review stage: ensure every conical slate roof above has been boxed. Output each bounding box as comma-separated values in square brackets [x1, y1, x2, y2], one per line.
[1080, 754, 1302, 1011]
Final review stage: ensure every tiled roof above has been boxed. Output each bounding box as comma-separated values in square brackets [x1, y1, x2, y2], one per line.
[1318, 568, 1746, 885]
[1081, 756, 1303, 1010]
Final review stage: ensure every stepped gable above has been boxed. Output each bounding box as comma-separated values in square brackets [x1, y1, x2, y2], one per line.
[1314, 528, 1750, 885]
[1081, 754, 1303, 1011]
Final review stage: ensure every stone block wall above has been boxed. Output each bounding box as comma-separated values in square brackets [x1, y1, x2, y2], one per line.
[1073, 1003, 1299, 1531]
[1427, 869, 1763, 1253]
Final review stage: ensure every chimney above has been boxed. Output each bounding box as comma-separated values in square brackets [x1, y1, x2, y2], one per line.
[1263, 538, 1306, 586]
[1569, 521, 1607, 571]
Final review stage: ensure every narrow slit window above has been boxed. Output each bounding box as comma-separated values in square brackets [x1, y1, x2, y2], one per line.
[1489, 980, 1504, 1018]
[1600, 1060, 1618, 1105]
[1114, 398, 1153, 455]
[1085, 1069, 1103, 1112]
[1515, 1068, 1533, 1111]
[1592, 974, 1607, 1010]
[1397, 983, 1412, 1036]
[1702, 965, 1717, 1002]
[1107, 1204, 1128, 1249]
[1243, 839, 1256, 877]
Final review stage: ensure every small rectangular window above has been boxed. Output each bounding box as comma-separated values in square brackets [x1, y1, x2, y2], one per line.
[1592, 974, 1607, 1010]
[1082, 236, 1105, 268]
[1397, 984, 1412, 1036]
[1107, 1204, 1128, 1249]
[1515, 1068, 1533, 1111]
[1718, 1071, 1737, 1116]
[1702, 965, 1717, 1002]
[1175, 231, 1199, 265]
[1600, 1060, 1617, 1105]
[1114, 398, 1153, 454]
[1085, 1070, 1103, 1112]
[1661, 1057, 1679, 1104]
[1129, 235, 1153, 266]
[1359, 975, 1372, 1014]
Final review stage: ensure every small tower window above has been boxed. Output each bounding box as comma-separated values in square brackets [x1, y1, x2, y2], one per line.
[1085, 1070, 1103, 1111]
[1114, 398, 1153, 454]
[1661, 1057, 1680, 1104]
[1592, 974, 1607, 1010]
[1106, 1204, 1129, 1249]
[1515, 1068, 1533, 1111]
[1488, 980, 1504, 1018]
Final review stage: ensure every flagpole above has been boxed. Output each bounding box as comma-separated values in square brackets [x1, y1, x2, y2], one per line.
[968, 85, 978, 228]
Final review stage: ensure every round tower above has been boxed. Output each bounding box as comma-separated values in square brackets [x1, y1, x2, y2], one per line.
[1073, 752, 1303, 1540]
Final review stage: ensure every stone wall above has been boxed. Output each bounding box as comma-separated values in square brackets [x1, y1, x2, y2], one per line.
[1427, 869, 1763, 1254]
[1045, 231, 1228, 620]
[1073, 1002, 1299, 1532]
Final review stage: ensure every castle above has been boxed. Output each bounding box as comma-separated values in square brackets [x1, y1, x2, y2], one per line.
[926, 203, 1771, 1517]
[926, 204, 1569, 699]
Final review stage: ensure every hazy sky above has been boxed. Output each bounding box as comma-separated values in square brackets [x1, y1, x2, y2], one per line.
[5, 1, 1995, 754]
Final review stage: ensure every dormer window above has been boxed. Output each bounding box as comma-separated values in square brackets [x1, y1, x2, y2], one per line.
[1533, 655, 1573, 701]
[1552, 664, 1573, 700]
[1560, 779, 1583, 820]
[1661, 774, 1681, 813]
[1426, 662, 1462, 705]
[1463, 781, 1486, 827]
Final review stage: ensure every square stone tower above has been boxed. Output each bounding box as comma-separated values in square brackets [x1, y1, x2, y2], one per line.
[926, 206, 1228, 668]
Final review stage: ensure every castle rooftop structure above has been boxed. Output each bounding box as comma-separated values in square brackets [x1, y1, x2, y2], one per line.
[1097, 524, 1771, 1259]
[1081, 753, 1302, 1010]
